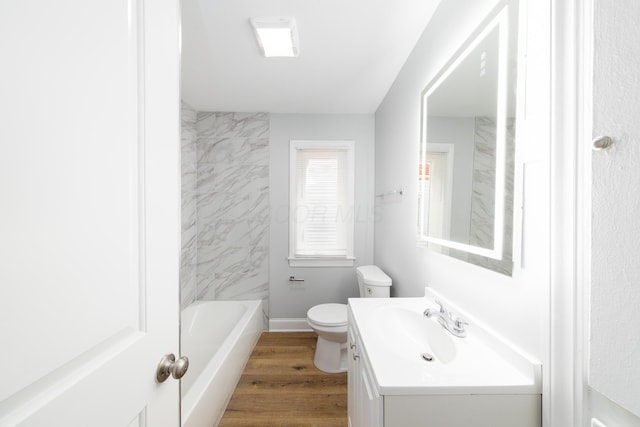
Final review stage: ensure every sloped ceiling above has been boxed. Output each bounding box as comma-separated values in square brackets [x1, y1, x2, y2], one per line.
[181, 0, 441, 114]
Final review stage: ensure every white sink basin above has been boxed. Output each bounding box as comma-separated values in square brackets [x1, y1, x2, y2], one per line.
[372, 305, 456, 364]
[348, 295, 542, 395]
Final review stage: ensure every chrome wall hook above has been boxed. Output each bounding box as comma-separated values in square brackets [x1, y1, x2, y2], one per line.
[592, 135, 614, 151]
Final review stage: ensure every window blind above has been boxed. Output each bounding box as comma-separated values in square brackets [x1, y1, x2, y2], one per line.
[294, 149, 348, 257]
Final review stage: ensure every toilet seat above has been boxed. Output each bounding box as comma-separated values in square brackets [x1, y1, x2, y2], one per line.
[307, 303, 347, 327]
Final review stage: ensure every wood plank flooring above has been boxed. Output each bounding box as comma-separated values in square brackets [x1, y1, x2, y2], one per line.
[219, 332, 348, 426]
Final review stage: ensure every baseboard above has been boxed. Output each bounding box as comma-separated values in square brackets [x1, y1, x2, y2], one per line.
[268, 318, 312, 332]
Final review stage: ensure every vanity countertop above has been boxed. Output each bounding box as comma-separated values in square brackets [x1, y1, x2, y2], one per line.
[348, 295, 542, 395]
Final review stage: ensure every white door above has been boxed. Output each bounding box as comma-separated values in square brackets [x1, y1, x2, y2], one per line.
[589, 0, 640, 425]
[0, 0, 182, 426]
[426, 151, 449, 240]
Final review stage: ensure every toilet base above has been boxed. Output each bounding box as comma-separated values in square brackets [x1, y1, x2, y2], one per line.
[313, 335, 348, 373]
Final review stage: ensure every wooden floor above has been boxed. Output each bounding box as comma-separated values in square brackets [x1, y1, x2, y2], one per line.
[219, 332, 348, 426]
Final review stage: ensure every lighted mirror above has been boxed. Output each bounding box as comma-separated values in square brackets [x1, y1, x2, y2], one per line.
[418, 2, 518, 275]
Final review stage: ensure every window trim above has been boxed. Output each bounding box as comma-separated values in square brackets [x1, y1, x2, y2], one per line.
[288, 140, 355, 267]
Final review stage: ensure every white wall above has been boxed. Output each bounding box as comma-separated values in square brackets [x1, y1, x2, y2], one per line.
[374, 0, 550, 365]
[590, 0, 640, 422]
[269, 114, 375, 319]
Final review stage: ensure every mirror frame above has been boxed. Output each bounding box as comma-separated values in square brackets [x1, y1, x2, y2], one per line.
[418, 6, 510, 260]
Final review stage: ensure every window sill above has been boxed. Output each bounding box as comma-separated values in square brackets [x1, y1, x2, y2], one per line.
[288, 257, 355, 267]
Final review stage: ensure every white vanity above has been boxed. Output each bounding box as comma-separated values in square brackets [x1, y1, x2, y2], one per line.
[347, 290, 542, 427]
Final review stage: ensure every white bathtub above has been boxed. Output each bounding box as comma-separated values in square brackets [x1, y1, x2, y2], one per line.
[181, 300, 263, 427]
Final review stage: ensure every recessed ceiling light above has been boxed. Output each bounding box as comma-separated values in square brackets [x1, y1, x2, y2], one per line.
[249, 17, 299, 58]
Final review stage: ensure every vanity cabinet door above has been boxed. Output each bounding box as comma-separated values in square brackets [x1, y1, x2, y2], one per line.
[348, 325, 360, 426]
[358, 354, 383, 427]
[349, 306, 383, 426]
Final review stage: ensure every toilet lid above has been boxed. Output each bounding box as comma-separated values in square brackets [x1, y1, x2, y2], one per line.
[307, 303, 347, 327]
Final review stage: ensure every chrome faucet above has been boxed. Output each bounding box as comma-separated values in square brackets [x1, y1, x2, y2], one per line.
[424, 300, 469, 338]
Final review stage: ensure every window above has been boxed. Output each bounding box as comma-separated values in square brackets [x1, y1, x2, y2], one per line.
[289, 140, 355, 267]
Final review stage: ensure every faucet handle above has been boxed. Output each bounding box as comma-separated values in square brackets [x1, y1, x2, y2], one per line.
[435, 300, 452, 318]
[453, 317, 469, 330]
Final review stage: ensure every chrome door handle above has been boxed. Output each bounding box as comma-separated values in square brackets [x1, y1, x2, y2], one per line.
[156, 353, 189, 383]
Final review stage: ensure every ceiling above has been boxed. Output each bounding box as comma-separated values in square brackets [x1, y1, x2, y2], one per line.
[180, 0, 442, 114]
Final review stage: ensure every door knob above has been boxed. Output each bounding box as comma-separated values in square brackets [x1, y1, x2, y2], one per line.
[156, 353, 189, 383]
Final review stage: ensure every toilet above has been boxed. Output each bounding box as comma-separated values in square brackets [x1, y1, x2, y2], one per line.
[306, 265, 392, 373]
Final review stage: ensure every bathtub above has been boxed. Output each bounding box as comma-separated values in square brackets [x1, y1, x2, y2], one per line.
[181, 300, 263, 427]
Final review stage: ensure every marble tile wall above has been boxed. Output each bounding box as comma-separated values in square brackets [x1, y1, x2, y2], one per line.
[195, 112, 270, 308]
[469, 116, 498, 250]
[180, 102, 198, 309]
[180, 108, 270, 309]
[467, 116, 515, 275]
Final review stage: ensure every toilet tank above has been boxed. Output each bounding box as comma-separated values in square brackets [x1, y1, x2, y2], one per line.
[356, 265, 391, 298]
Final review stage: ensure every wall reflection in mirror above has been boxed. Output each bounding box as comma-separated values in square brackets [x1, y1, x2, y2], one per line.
[418, 2, 518, 276]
